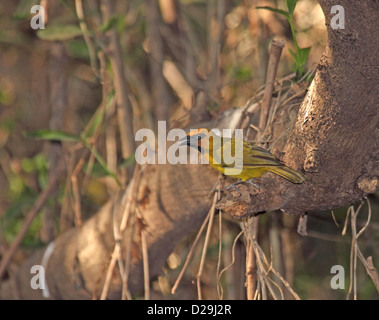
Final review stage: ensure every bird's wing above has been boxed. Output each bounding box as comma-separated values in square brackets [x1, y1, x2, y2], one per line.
[243, 144, 283, 167]
[209, 137, 283, 169]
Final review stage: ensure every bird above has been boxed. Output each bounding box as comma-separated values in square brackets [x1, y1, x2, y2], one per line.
[179, 128, 305, 184]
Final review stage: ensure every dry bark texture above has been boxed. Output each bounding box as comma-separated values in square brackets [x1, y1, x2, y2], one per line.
[0, 161, 218, 299]
[1, 0, 378, 299]
[218, 0, 379, 218]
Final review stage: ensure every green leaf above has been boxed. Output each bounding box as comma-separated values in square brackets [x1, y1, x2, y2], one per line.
[256, 6, 290, 19]
[291, 62, 299, 74]
[25, 129, 81, 142]
[234, 66, 252, 81]
[297, 47, 311, 65]
[119, 154, 136, 169]
[21, 154, 47, 173]
[286, 0, 298, 16]
[12, 0, 40, 20]
[82, 91, 115, 140]
[289, 47, 311, 78]
[100, 14, 126, 34]
[83, 162, 108, 178]
[37, 24, 82, 41]
[21, 158, 36, 173]
[288, 48, 298, 62]
[82, 108, 105, 140]
[83, 141, 121, 187]
[67, 40, 89, 60]
[100, 16, 119, 32]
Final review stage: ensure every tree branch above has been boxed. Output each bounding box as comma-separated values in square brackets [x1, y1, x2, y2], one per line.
[1, 0, 378, 300]
[217, 0, 379, 218]
[100, 0, 135, 160]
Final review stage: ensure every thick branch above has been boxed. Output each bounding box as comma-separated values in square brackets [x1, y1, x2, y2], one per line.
[217, 0, 379, 217]
[0, 161, 218, 299]
[2, 0, 379, 300]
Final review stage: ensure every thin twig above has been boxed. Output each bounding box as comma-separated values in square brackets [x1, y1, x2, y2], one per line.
[346, 201, 365, 300]
[259, 40, 286, 134]
[176, 0, 203, 89]
[98, 50, 119, 192]
[120, 167, 142, 300]
[240, 39, 286, 301]
[245, 227, 257, 300]
[207, 0, 226, 97]
[216, 212, 223, 298]
[138, 208, 150, 300]
[196, 192, 218, 300]
[171, 211, 211, 295]
[100, 0, 135, 160]
[363, 256, 379, 293]
[354, 199, 379, 293]
[260, 272, 267, 300]
[82, 148, 96, 193]
[100, 166, 142, 300]
[216, 178, 223, 298]
[346, 198, 378, 298]
[263, 273, 283, 300]
[331, 210, 339, 227]
[70, 157, 86, 228]
[355, 199, 371, 240]
[60, 153, 76, 232]
[342, 206, 352, 236]
[254, 241, 300, 300]
[217, 229, 245, 300]
[266, 80, 283, 132]
[100, 200, 121, 300]
[75, 0, 99, 78]
[121, 211, 135, 300]
[44, 42, 67, 242]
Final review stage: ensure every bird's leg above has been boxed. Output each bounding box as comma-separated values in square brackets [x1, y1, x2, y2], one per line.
[225, 183, 242, 195]
[225, 178, 260, 195]
[225, 180, 244, 195]
[244, 178, 260, 190]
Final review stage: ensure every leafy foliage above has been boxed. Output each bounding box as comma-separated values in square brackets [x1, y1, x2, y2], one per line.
[257, 0, 311, 79]
[37, 24, 83, 41]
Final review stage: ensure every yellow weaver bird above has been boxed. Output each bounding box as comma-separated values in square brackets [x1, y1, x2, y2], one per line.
[179, 128, 305, 184]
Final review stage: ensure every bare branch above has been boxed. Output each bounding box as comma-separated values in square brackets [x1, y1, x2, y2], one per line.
[100, 0, 135, 160]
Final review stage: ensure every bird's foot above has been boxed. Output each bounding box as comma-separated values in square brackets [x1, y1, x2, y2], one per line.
[244, 178, 260, 190]
[225, 179, 260, 196]
[225, 183, 242, 195]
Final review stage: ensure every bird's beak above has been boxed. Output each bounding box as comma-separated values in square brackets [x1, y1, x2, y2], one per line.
[178, 135, 190, 146]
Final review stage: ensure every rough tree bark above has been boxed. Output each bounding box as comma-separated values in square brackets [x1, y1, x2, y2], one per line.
[0, 161, 218, 299]
[1, 0, 378, 299]
[218, 0, 379, 218]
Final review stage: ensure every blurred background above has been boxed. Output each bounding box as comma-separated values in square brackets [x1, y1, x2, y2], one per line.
[0, 0, 377, 299]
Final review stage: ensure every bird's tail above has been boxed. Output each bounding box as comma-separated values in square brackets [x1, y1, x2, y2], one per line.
[267, 165, 306, 184]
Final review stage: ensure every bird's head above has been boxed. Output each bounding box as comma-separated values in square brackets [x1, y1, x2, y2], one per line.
[179, 128, 211, 154]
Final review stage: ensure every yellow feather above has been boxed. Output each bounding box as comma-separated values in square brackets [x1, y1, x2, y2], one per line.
[188, 129, 305, 183]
